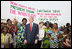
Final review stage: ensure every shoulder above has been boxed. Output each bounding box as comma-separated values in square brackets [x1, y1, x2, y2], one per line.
[18, 24, 22, 27]
[1, 33, 3, 36]
[47, 29, 53, 33]
[43, 27, 46, 30]
[20, 24, 23, 26]
[58, 31, 64, 34]
[33, 23, 38, 27]
[26, 23, 30, 26]
[18, 24, 23, 29]
[49, 27, 51, 29]
[7, 33, 12, 37]
[33, 23, 38, 25]
[25, 24, 30, 28]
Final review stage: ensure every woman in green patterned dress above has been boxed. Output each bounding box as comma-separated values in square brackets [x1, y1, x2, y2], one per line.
[41, 21, 52, 48]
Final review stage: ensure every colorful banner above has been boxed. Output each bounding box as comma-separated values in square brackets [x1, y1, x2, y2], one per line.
[10, 1, 62, 23]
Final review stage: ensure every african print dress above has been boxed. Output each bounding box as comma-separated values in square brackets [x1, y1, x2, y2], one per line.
[48, 30, 64, 48]
[41, 27, 51, 48]
[16, 24, 25, 48]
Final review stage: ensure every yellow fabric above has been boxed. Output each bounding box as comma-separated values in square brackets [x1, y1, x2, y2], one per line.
[63, 34, 66, 39]
[1, 33, 13, 48]
[43, 27, 51, 33]
[52, 28, 58, 35]
[2, 33, 8, 44]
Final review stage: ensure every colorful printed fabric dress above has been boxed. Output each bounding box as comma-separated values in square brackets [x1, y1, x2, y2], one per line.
[11, 25, 19, 48]
[16, 24, 25, 48]
[41, 27, 51, 48]
[48, 30, 63, 48]
[58, 31, 64, 48]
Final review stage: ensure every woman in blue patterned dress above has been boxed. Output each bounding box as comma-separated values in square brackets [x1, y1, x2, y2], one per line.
[16, 18, 27, 48]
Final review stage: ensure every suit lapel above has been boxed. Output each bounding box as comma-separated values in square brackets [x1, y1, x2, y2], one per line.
[29, 24, 31, 32]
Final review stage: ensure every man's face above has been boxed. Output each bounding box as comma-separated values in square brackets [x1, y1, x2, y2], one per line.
[22, 20, 27, 25]
[29, 17, 33, 23]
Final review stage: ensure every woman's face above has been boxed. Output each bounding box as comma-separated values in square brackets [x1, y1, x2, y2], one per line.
[53, 23, 57, 28]
[22, 20, 27, 25]
[1, 23, 4, 29]
[13, 19, 18, 25]
[39, 23, 43, 28]
[1, 23, 4, 27]
[46, 24, 49, 28]
[8, 20, 12, 26]
[3, 27, 7, 33]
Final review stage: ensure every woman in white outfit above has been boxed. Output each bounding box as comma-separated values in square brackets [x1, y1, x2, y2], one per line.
[37, 21, 45, 48]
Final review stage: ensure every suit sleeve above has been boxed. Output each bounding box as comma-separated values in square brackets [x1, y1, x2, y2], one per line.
[35, 24, 39, 40]
[24, 25, 27, 40]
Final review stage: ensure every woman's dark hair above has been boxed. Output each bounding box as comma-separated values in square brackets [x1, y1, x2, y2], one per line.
[22, 18, 27, 22]
[53, 23, 58, 29]
[7, 19, 11, 23]
[44, 21, 50, 26]
[54, 23, 58, 26]
[39, 21, 44, 25]
[66, 23, 70, 27]
[44, 21, 53, 28]
[49, 22, 53, 28]
[2, 25, 8, 33]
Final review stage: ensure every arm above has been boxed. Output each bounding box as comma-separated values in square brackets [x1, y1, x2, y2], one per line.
[24, 25, 27, 40]
[24, 25, 27, 44]
[34, 24, 39, 44]
[9, 34, 13, 48]
[47, 30, 54, 40]
[35, 24, 39, 40]
[47, 33, 51, 38]
[47, 33, 54, 40]
[63, 39, 71, 48]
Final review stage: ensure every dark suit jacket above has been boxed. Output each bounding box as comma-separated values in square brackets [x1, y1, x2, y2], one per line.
[24, 23, 39, 44]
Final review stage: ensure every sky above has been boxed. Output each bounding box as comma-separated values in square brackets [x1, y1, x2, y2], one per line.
[1, 1, 71, 27]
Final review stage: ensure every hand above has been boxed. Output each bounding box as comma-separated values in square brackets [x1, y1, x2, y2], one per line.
[24, 40, 27, 44]
[63, 42, 71, 47]
[56, 35, 59, 38]
[35, 40, 38, 44]
[36, 34, 39, 38]
[51, 37, 54, 40]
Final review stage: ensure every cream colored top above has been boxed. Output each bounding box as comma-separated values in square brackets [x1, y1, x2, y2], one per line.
[1, 33, 13, 48]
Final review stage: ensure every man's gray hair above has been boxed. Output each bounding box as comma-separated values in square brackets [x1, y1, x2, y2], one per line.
[30, 16, 34, 21]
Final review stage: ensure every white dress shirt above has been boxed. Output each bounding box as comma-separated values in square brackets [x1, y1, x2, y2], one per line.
[30, 22, 33, 27]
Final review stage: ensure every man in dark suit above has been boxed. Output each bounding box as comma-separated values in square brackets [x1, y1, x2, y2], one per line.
[24, 16, 39, 48]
